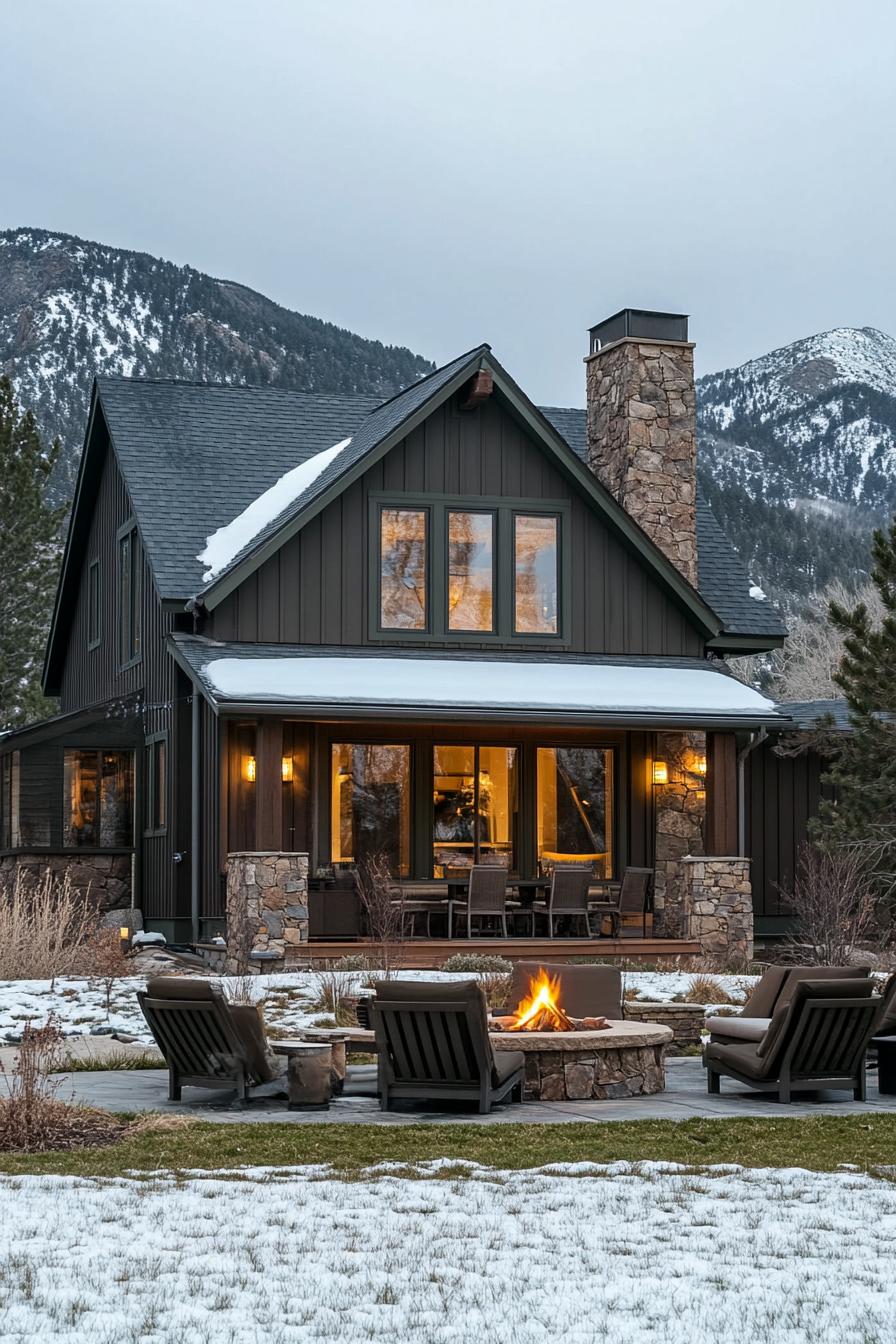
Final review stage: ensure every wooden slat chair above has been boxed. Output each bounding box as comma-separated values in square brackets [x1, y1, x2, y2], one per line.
[448, 864, 516, 939]
[531, 865, 594, 938]
[706, 965, 871, 1046]
[589, 866, 652, 938]
[705, 976, 896, 1104]
[137, 977, 279, 1102]
[372, 979, 525, 1113]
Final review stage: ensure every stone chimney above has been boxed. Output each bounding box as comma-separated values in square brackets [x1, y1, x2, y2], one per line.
[585, 309, 698, 586]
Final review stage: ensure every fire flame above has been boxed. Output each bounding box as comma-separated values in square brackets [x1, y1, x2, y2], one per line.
[507, 968, 575, 1032]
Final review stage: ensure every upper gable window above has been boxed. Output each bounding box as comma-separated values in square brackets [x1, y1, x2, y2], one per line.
[448, 511, 494, 632]
[514, 514, 559, 635]
[379, 508, 428, 630]
[118, 524, 142, 668]
[371, 496, 567, 642]
[87, 558, 101, 650]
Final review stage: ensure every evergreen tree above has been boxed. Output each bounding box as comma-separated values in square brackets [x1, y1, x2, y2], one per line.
[813, 515, 896, 905]
[0, 377, 64, 730]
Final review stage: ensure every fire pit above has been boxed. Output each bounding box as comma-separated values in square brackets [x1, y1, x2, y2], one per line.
[490, 968, 672, 1101]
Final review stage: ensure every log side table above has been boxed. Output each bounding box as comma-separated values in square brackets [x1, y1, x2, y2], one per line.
[272, 1041, 332, 1110]
[298, 1030, 350, 1096]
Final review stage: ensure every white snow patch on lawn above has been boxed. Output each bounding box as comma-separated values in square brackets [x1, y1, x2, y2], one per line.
[198, 437, 352, 581]
[0, 1162, 894, 1342]
[0, 969, 753, 1047]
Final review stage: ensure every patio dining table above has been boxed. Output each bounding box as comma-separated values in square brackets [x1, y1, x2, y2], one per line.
[396, 875, 618, 938]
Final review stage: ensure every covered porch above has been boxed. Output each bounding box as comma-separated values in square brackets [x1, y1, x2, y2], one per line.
[173, 637, 784, 963]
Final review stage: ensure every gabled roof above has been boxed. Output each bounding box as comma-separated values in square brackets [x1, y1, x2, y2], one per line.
[51, 347, 787, 686]
[775, 698, 851, 730]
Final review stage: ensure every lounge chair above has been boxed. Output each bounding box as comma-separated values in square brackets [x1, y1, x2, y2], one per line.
[372, 979, 525, 1113]
[448, 865, 517, 938]
[706, 965, 871, 1046]
[587, 866, 652, 939]
[137, 976, 283, 1101]
[505, 961, 622, 1020]
[531, 866, 595, 937]
[705, 976, 895, 1103]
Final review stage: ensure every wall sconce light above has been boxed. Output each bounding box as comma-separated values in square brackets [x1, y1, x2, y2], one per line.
[243, 755, 257, 783]
[281, 756, 294, 782]
[694, 756, 707, 777]
[652, 760, 668, 786]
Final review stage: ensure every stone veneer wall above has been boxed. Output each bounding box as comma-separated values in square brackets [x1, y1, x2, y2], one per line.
[652, 731, 706, 937]
[0, 852, 131, 913]
[683, 856, 753, 964]
[585, 338, 698, 585]
[225, 852, 309, 976]
[623, 1001, 705, 1047]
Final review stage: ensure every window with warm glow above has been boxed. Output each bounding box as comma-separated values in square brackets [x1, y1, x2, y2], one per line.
[380, 508, 428, 630]
[432, 744, 517, 873]
[447, 511, 494, 631]
[64, 750, 134, 849]
[536, 746, 613, 876]
[514, 514, 558, 634]
[331, 743, 410, 876]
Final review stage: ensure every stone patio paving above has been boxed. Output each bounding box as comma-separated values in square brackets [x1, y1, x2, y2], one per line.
[25, 1056, 896, 1125]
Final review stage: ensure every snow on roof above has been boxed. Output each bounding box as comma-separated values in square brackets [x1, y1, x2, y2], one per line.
[201, 654, 780, 719]
[749, 583, 767, 601]
[197, 437, 352, 581]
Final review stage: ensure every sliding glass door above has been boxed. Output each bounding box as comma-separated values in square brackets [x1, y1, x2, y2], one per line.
[330, 743, 411, 877]
[536, 746, 614, 877]
[432, 744, 518, 874]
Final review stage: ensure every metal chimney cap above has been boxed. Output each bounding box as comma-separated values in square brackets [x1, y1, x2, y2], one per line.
[588, 308, 689, 354]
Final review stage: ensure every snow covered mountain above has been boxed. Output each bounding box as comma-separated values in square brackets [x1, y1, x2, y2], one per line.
[0, 227, 433, 494]
[696, 327, 896, 606]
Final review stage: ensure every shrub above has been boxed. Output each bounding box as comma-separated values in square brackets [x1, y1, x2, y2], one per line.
[0, 868, 97, 981]
[312, 968, 361, 1027]
[441, 954, 513, 974]
[781, 843, 881, 966]
[333, 954, 373, 972]
[675, 974, 735, 1006]
[0, 1017, 125, 1153]
[76, 926, 130, 1013]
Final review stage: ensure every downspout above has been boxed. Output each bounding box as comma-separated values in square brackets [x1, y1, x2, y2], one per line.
[736, 727, 767, 857]
[191, 686, 201, 945]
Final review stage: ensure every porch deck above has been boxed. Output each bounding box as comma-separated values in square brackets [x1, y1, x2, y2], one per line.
[306, 936, 700, 967]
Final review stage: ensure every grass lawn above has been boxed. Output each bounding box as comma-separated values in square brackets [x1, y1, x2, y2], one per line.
[2, 1112, 895, 1178]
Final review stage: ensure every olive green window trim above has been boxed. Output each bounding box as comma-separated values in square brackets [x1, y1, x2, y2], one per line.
[367, 493, 571, 645]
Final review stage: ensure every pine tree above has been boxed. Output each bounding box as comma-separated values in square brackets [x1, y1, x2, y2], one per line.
[0, 377, 64, 730]
[813, 515, 896, 905]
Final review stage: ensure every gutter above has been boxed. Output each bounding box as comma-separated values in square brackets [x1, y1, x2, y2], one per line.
[190, 687, 201, 944]
[737, 726, 768, 856]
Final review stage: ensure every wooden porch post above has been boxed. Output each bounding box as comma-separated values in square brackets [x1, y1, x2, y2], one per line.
[705, 731, 738, 855]
[255, 718, 284, 851]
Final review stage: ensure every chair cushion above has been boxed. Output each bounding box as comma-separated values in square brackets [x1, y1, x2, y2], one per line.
[492, 1049, 525, 1087]
[742, 966, 789, 1019]
[144, 976, 218, 1001]
[776, 965, 870, 1011]
[706, 1016, 770, 1043]
[373, 979, 480, 1003]
[228, 1003, 278, 1084]
[705, 1039, 770, 1081]
[508, 962, 622, 1021]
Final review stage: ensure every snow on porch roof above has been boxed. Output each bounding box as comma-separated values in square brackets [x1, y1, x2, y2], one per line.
[176, 641, 784, 726]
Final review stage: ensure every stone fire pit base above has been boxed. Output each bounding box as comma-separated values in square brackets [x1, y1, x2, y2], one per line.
[490, 1021, 673, 1101]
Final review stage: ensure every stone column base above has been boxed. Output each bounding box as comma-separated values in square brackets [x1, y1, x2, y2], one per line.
[226, 852, 309, 975]
[682, 856, 753, 964]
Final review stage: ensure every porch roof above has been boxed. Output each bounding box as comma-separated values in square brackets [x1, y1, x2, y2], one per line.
[171, 636, 786, 729]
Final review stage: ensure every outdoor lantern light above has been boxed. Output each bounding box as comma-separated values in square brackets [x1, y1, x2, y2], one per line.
[244, 755, 257, 783]
[119, 926, 130, 954]
[694, 756, 707, 776]
[652, 760, 668, 786]
[281, 756, 294, 782]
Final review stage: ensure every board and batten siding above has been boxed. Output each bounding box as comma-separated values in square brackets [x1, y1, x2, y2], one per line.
[208, 397, 706, 658]
[745, 739, 834, 931]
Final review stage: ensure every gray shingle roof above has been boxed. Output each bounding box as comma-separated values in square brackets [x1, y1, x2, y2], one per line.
[775, 698, 851, 730]
[539, 406, 787, 641]
[95, 365, 784, 643]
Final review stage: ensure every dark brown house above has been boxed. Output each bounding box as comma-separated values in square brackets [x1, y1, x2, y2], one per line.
[0, 309, 794, 962]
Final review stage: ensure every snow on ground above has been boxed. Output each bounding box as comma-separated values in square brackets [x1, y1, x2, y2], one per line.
[0, 1161, 894, 1342]
[0, 969, 754, 1046]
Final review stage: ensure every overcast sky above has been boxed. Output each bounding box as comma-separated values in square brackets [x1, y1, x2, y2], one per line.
[4, 1, 894, 405]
